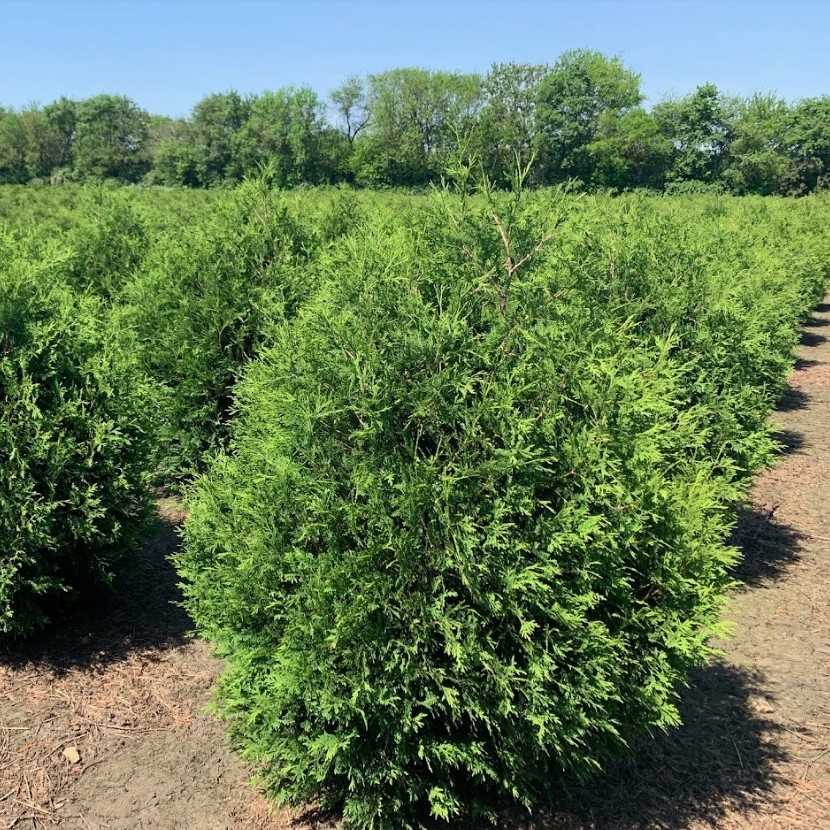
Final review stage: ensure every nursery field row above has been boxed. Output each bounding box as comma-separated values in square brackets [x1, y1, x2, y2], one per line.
[1, 183, 829, 827]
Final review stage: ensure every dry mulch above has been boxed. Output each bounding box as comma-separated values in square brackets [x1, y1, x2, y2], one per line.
[2, 303, 830, 830]
[0, 501, 290, 830]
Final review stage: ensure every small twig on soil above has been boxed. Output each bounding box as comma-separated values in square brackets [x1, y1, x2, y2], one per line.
[801, 748, 830, 780]
[797, 788, 830, 811]
[732, 739, 744, 769]
[782, 724, 811, 742]
[12, 797, 54, 818]
[99, 723, 167, 733]
[77, 753, 114, 775]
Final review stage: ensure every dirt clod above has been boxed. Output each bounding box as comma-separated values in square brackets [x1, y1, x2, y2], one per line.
[62, 747, 80, 765]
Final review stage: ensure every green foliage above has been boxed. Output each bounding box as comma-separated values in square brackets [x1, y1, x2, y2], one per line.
[1, 176, 828, 819]
[1, 54, 830, 193]
[123, 179, 319, 482]
[353, 68, 482, 187]
[0, 108, 28, 184]
[330, 76, 370, 146]
[471, 62, 549, 187]
[663, 180, 726, 196]
[235, 87, 340, 186]
[0, 232, 158, 637]
[61, 188, 150, 298]
[534, 50, 643, 184]
[143, 116, 193, 186]
[176, 186, 830, 827]
[42, 98, 78, 173]
[721, 93, 789, 195]
[73, 94, 150, 182]
[187, 91, 252, 187]
[653, 84, 736, 185]
[588, 109, 673, 190]
[780, 96, 830, 194]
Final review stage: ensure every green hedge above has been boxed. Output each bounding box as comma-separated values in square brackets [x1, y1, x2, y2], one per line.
[0, 232, 158, 637]
[177, 189, 829, 827]
[122, 180, 320, 482]
[61, 188, 150, 299]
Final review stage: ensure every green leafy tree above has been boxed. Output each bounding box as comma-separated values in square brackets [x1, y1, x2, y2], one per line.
[189, 90, 251, 186]
[588, 108, 673, 190]
[16, 105, 50, 180]
[780, 96, 830, 194]
[722, 93, 790, 195]
[354, 68, 482, 186]
[472, 62, 548, 186]
[235, 87, 334, 186]
[315, 125, 353, 182]
[534, 50, 643, 185]
[0, 108, 28, 183]
[145, 115, 196, 185]
[0, 100, 76, 183]
[149, 135, 200, 186]
[653, 84, 736, 185]
[42, 96, 77, 173]
[330, 75, 370, 146]
[73, 94, 150, 181]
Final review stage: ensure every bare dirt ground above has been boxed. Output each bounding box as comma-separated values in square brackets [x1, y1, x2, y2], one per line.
[2, 301, 829, 830]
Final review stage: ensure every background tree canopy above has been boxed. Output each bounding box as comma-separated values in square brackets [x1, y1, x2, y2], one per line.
[1, 50, 828, 194]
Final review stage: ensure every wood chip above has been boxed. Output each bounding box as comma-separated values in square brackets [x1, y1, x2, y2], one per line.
[62, 746, 81, 764]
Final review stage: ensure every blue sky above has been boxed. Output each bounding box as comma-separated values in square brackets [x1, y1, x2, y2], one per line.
[1, 0, 827, 116]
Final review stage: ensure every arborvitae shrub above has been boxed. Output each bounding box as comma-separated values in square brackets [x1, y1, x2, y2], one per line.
[0, 233, 158, 637]
[178, 190, 768, 827]
[556, 194, 830, 479]
[62, 188, 150, 299]
[123, 179, 320, 483]
[315, 186, 368, 244]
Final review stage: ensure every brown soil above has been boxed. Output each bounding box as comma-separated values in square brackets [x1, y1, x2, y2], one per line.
[2, 303, 830, 830]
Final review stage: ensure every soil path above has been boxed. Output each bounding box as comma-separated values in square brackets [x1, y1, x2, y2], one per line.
[0, 501, 284, 830]
[1, 302, 829, 830]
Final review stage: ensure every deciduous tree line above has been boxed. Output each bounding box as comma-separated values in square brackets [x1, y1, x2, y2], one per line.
[2, 50, 829, 194]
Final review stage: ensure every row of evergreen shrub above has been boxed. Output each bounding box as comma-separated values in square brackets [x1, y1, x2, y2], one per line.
[0, 181, 369, 637]
[0, 231, 158, 636]
[1, 182, 828, 826]
[177, 186, 830, 828]
[120, 180, 316, 481]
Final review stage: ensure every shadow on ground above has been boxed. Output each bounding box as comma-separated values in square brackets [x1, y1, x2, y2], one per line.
[777, 386, 810, 411]
[770, 427, 806, 455]
[503, 662, 785, 830]
[490, 500, 803, 830]
[731, 505, 805, 588]
[800, 330, 827, 347]
[0, 507, 191, 675]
